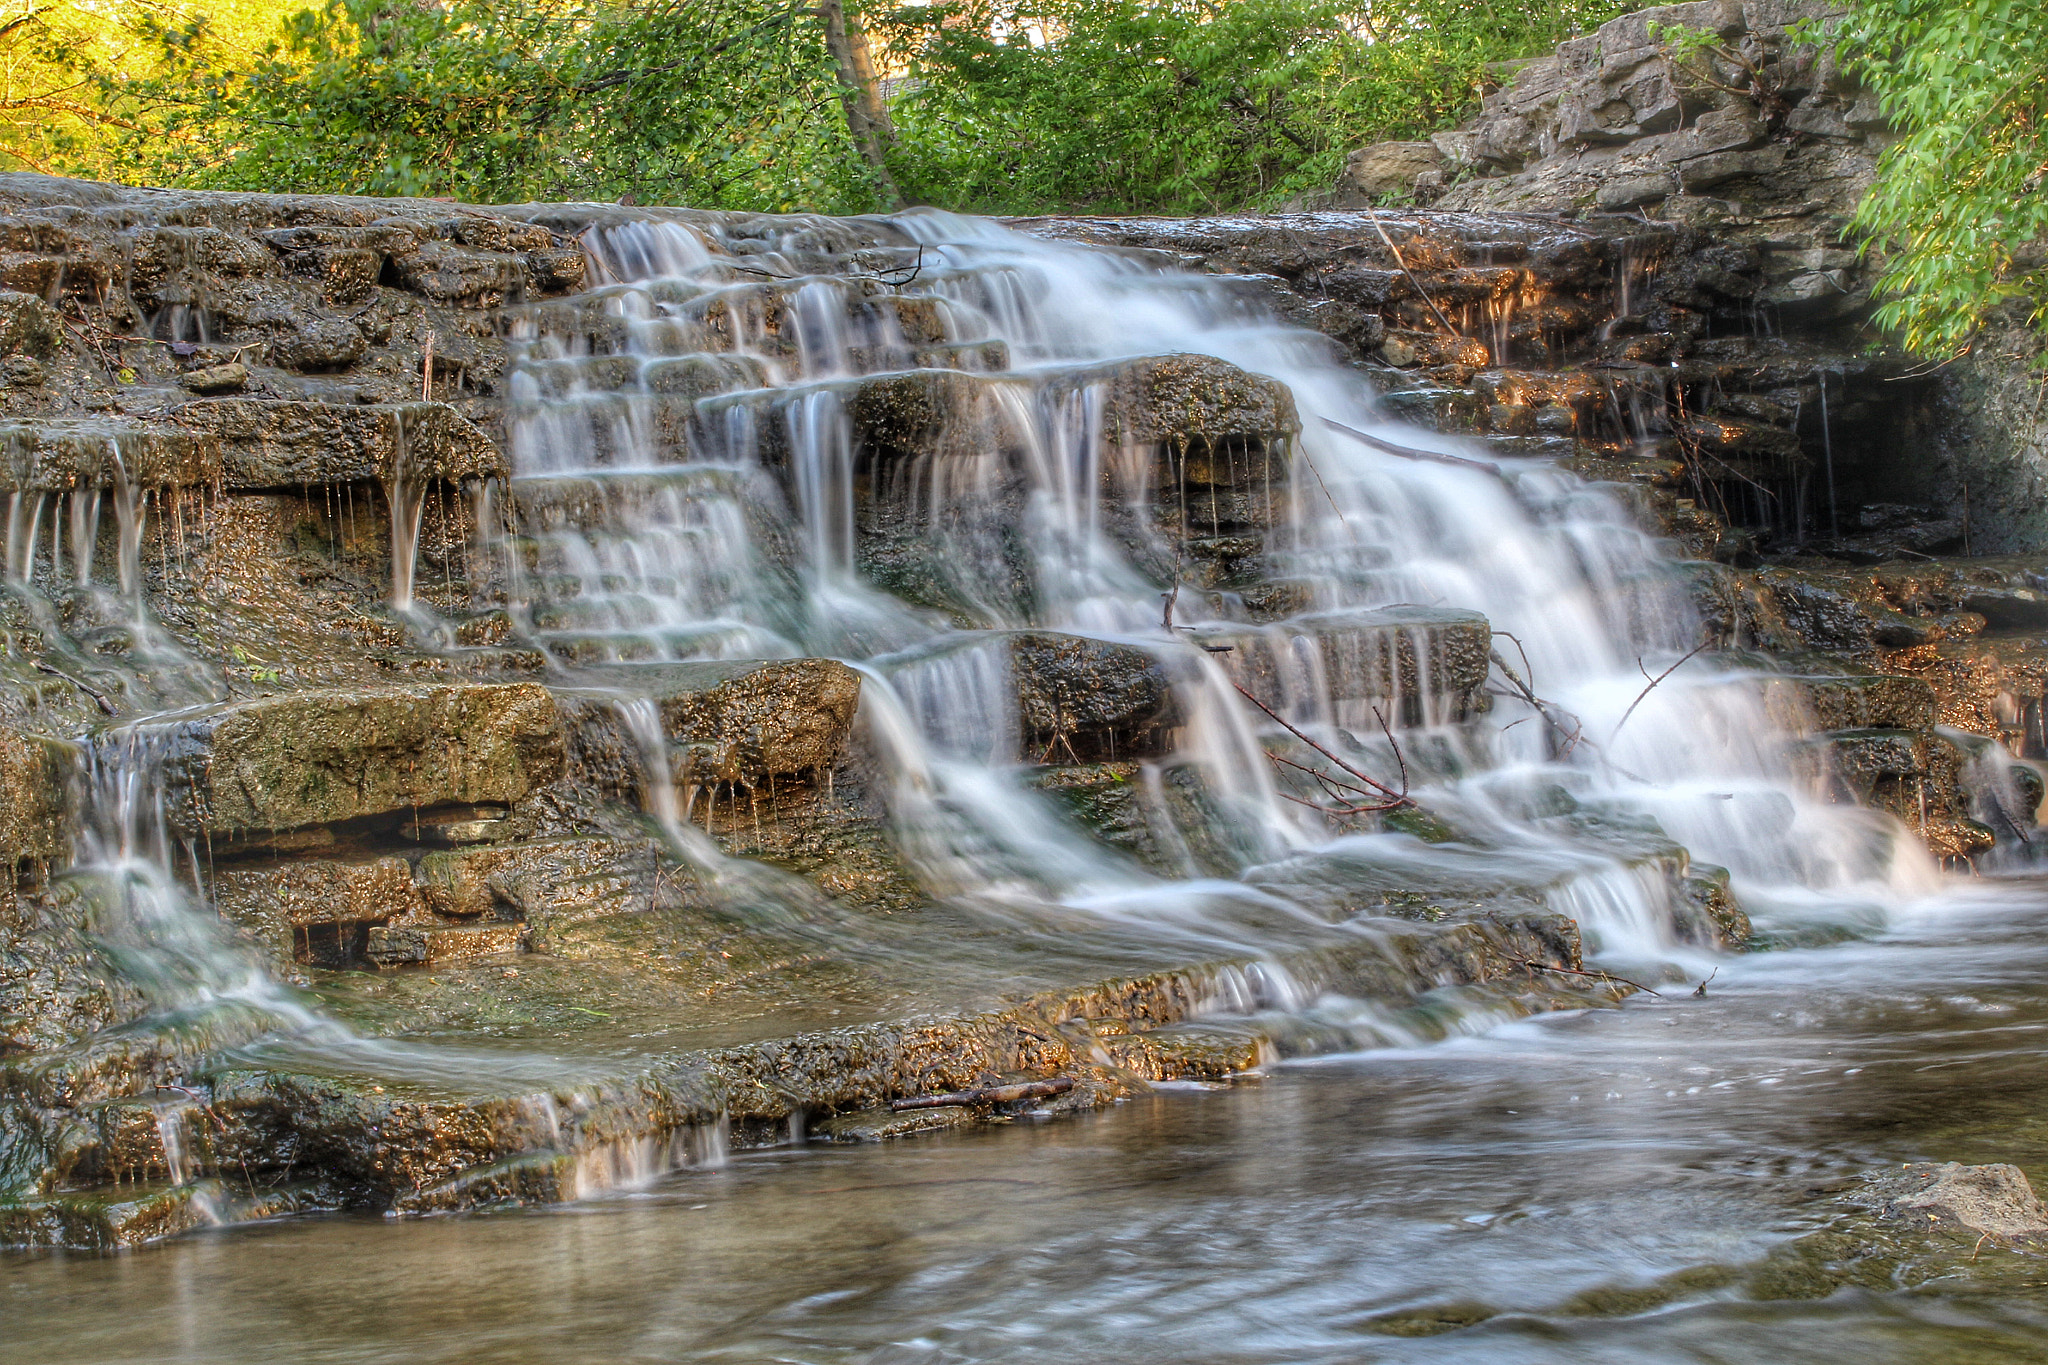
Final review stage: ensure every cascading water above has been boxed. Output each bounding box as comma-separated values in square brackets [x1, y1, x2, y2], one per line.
[500, 208, 1939, 974]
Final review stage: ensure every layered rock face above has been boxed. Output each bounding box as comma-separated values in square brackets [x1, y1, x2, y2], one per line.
[0, 176, 1632, 1248]
[0, 128, 2027, 1246]
[1033, 0, 2041, 862]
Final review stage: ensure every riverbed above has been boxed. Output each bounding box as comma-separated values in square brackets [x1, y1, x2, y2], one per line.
[11, 878, 2048, 1364]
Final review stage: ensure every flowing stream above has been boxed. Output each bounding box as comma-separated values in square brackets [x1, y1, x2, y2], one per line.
[9, 879, 2048, 1363]
[497, 208, 1931, 963]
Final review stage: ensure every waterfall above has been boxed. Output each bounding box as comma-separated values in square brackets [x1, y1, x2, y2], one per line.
[507, 207, 1938, 967]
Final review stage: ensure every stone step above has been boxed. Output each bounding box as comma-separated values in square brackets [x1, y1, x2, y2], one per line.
[137, 681, 566, 840]
[365, 920, 525, 966]
[556, 658, 861, 792]
[0, 418, 218, 492]
[171, 399, 503, 490]
[10, 913, 1597, 1246]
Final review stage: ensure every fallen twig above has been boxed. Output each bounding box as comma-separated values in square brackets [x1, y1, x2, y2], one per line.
[1229, 679, 1409, 813]
[1508, 957, 1663, 997]
[33, 660, 117, 715]
[1321, 416, 1502, 476]
[1365, 213, 1460, 336]
[1693, 967, 1718, 998]
[1487, 646, 1587, 757]
[890, 1077, 1074, 1111]
[1610, 642, 1710, 744]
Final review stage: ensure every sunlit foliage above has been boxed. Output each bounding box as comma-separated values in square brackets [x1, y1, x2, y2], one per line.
[875, 0, 1633, 215]
[1833, 0, 2048, 357]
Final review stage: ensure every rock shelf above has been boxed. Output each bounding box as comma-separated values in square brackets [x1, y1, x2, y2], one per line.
[0, 156, 2033, 1249]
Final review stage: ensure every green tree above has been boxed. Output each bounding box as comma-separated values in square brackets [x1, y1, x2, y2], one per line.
[1834, 0, 2048, 357]
[0, 0, 280, 177]
[112, 0, 886, 210]
[874, 0, 1635, 215]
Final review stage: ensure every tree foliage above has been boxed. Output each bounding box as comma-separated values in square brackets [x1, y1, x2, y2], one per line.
[0, 0, 1632, 214]
[874, 0, 1633, 215]
[0, 0, 273, 177]
[1834, 0, 2048, 357]
[109, 0, 887, 210]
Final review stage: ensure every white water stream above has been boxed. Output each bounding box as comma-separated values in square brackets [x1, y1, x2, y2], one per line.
[17, 207, 1964, 1219]
[500, 209, 1937, 970]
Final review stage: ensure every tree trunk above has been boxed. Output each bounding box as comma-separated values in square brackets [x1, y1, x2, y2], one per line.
[818, 0, 902, 208]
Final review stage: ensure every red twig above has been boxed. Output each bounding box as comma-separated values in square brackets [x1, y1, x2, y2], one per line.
[1231, 680, 1411, 814]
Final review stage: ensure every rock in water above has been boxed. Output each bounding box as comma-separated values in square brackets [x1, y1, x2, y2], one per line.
[1876, 1162, 2048, 1243]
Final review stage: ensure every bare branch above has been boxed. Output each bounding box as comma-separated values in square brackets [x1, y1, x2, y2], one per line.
[1610, 642, 1709, 744]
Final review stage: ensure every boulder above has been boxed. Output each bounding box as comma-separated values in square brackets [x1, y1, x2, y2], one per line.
[1012, 633, 1184, 763]
[1342, 142, 1444, 200]
[1878, 1162, 2048, 1243]
[1085, 354, 1300, 446]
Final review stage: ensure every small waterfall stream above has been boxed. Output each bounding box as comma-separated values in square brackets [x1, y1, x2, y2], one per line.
[4, 204, 1981, 1243]
[499, 209, 1934, 968]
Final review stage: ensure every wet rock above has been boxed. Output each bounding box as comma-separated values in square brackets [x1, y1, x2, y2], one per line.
[1192, 607, 1495, 730]
[0, 290, 61, 358]
[1032, 760, 1261, 876]
[560, 659, 862, 795]
[0, 726, 75, 863]
[389, 240, 527, 305]
[1012, 634, 1184, 763]
[813, 1105, 976, 1142]
[414, 836, 629, 923]
[1802, 727, 1992, 859]
[1087, 354, 1299, 445]
[1768, 664, 1937, 732]
[0, 1182, 231, 1251]
[150, 682, 566, 837]
[1105, 1022, 1266, 1080]
[176, 362, 248, 395]
[212, 856, 426, 952]
[1678, 863, 1752, 948]
[404, 804, 514, 846]
[173, 399, 504, 490]
[278, 246, 383, 306]
[1872, 1162, 2048, 1244]
[0, 418, 220, 492]
[269, 315, 369, 372]
[366, 921, 524, 967]
[844, 367, 991, 458]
